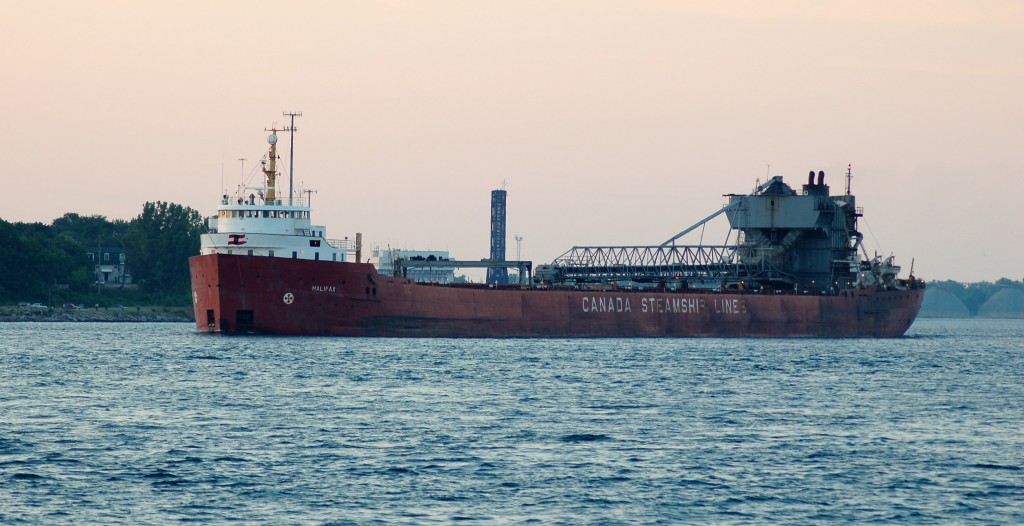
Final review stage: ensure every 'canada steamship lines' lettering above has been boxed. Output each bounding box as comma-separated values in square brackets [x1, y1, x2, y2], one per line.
[582, 295, 747, 315]
[582, 296, 632, 313]
[641, 297, 703, 313]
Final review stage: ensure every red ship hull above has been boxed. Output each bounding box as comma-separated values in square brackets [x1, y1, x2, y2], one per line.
[190, 254, 924, 338]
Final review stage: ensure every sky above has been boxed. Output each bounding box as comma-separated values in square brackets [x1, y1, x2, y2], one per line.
[3, 0, 1022, 282]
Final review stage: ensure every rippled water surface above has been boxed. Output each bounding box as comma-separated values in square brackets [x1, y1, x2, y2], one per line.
[2, 319, 1022, 524]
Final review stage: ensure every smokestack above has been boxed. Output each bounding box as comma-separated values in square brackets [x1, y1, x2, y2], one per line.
[355, 232, 362, 263]
[808, 170, 815, 185]
[817, 170, 825, 186]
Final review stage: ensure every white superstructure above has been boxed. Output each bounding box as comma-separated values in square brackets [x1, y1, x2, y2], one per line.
[199, 129, 357, 262]
[375, 249, 456, 283]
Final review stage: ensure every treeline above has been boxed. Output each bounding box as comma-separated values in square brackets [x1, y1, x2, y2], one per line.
[0, 202, 204, 307]
[928, 278, 1024, 316]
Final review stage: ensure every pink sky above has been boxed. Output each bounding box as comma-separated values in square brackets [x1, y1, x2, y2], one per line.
[3, 1, 1022, 282]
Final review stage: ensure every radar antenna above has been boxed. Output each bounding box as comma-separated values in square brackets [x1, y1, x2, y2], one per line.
[237, 158, 246, 190]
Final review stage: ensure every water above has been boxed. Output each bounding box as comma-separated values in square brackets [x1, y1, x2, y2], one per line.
[1, 319, 1022, 524]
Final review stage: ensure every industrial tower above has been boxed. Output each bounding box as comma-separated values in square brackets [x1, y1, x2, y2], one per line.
[487, 189, 509, 285]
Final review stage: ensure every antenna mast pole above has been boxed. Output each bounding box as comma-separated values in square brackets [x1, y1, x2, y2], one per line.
[846, 163, 853, 195]
[283, 110, 302, 205]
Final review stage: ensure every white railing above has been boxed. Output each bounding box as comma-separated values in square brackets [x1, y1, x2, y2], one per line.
[327, 238, 357, 250]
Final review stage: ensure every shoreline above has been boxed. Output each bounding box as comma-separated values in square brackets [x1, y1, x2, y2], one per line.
[0, 306, 195, 323]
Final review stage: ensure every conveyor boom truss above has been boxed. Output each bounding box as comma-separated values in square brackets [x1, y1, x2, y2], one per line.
[550, 245, 777, 283]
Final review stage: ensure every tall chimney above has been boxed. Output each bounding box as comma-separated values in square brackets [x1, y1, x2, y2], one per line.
[487, 189, 508, 285]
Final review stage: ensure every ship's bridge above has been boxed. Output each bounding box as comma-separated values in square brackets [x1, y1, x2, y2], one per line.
[210, 202, 316, 237]
[198, 127, 360, 262]
[201, 197, 356, 262]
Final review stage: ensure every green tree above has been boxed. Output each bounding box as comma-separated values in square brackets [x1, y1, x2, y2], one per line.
[0, 220, 92, 303]
[0, 219, 31, 301]
[51, 213, 129, 245]
[995, 277, 1023, 289]
[124, 201, 205, 302]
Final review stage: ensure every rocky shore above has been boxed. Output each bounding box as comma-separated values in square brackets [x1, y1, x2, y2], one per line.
[0, 306, 195, 323]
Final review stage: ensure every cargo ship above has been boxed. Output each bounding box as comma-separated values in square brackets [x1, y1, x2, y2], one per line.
[189, 124, 924, 337]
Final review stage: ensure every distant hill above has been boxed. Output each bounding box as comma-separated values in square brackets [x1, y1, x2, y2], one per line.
[978, 288, 1024, 319]
[919, 288, 971, 318]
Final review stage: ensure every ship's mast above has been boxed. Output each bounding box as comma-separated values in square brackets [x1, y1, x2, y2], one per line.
[283, 111, 302, 205]
[262, 128, 281, 203]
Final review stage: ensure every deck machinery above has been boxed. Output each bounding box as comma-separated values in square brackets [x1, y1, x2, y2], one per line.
[539, 169, 907, 293]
